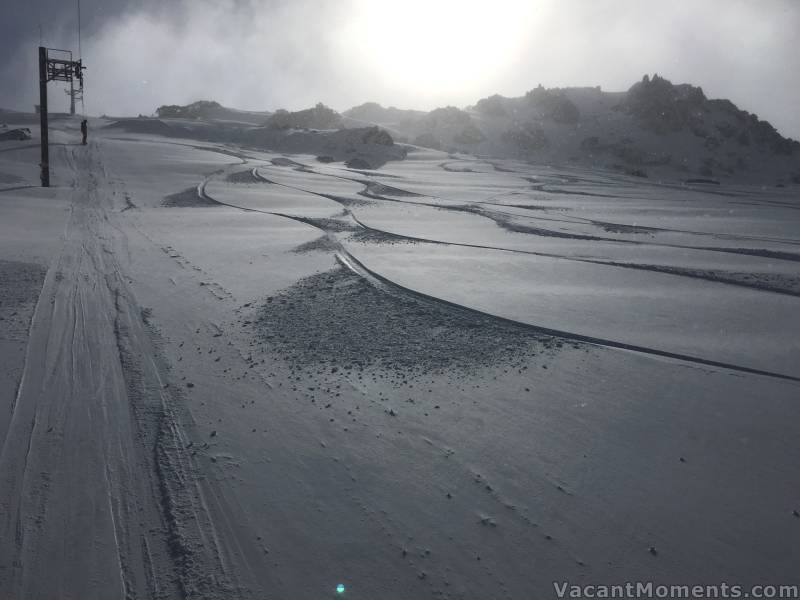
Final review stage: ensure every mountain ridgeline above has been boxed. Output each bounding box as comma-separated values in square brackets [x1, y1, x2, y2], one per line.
[149, 75, 799, 183]
[345, 75, 800, 184]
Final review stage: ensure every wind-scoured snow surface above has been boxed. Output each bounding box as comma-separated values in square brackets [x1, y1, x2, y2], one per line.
[1, 116, 799, 599]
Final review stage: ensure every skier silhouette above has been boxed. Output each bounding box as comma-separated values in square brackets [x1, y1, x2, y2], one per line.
[80, 119, 88, 145]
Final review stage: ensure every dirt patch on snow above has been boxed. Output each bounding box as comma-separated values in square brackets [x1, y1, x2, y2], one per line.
[225, 169, 261, 184]
[291, 235, 340, 254]
[162, 187, 219, 207]
[253, 265, 562, 376]
[348, 229, 422, 246]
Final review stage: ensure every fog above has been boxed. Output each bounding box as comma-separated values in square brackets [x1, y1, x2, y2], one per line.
[1, 0, 798, 138]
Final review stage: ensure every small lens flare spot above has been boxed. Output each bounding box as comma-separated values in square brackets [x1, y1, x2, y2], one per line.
[336, 583, 345, 594]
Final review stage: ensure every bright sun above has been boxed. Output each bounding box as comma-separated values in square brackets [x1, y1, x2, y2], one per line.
[344, 0, 536, 99]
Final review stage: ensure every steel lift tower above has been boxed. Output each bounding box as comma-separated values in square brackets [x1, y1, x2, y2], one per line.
[66, 78, 84, 115]
[38, 47, 85, 187]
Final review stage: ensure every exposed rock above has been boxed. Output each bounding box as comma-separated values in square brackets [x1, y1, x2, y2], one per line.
[356, 126, 394, 146]
[155, 100, 269, 124]
[502, 122, 549, 154]
[265, 103, 342, 130]
[0, 127, 32, 141]
[625, 74, 707, 133]
[343, 102, 425, 125]
[475, 94, 509, 117]
[345, 157, 372, 169]
[413, 132, 441, 150]
[423, 106, 472, 130]
[453, 123, 485, 144]
[525, 85, 581, 124]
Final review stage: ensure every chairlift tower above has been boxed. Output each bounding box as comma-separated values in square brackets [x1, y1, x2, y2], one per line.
[66, 79, 84, 116]
[38, 46, 85, 187]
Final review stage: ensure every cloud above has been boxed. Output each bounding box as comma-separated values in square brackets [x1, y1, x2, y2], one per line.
[1, 0, 797, 139]
[79, 0, 349, 115]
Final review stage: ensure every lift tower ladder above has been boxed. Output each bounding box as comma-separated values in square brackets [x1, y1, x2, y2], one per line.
[38, 47, 85, 187]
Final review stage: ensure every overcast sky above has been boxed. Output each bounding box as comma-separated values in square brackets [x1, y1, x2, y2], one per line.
[2, 0, 798, 139]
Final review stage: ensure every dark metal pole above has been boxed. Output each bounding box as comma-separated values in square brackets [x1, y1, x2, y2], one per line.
[38, 46, 49, 187]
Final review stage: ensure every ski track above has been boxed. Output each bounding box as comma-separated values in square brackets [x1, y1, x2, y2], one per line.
[244, 159, 800, 274]
[248, 158, 800, 260]
[217, 159, 800, 297]
[0, 140, 263, 599]
[2, 134, 799, 598]
[193, 158, 800, 382]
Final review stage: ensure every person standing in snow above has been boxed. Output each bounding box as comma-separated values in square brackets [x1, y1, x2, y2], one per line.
[80, 119, 88, 145]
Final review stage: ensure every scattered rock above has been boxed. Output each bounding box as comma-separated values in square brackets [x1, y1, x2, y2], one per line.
[345, 157, 372, 170]
[253, 266, 553, 376]
[0, 127, 31, 141]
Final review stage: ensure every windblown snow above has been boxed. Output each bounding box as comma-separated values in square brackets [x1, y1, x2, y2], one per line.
[0, 110, 798, 600]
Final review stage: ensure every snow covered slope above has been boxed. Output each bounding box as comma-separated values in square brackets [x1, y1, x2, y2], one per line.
[1, 114, 798, 599]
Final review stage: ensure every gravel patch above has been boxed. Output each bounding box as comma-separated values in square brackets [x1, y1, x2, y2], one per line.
[253, 265, 560, 375]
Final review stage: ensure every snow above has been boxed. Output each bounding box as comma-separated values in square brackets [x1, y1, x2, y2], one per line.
[1, 116, 799, 599]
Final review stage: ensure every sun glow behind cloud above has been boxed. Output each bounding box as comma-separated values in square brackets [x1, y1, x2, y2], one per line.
[3, 0, 797, 138]
[342, 0, 538, 103]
